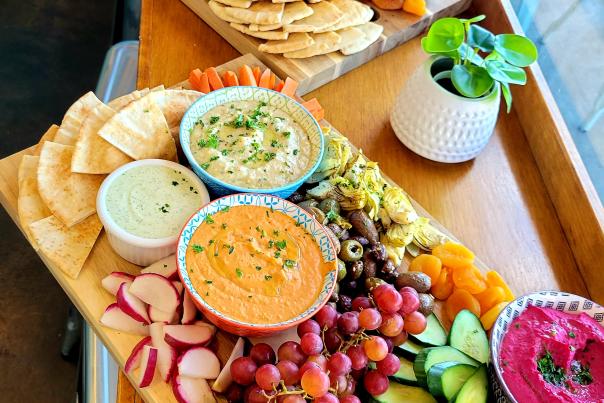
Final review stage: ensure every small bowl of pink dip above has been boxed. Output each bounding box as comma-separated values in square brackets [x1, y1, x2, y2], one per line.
[490, 291, 604, 403]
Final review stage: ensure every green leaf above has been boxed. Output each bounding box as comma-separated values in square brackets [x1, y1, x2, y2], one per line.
[494, 34, 538, 67]
[485, 60, 527, 85]
[459, 15, 486, 24]
[485, 51, 505, 62]
[467, 25, 495, 52]
[451, 64, 494, 98]
[459, 43, 484, 65]
[422, 18, 465, 53]
[501, 81, 512, 113]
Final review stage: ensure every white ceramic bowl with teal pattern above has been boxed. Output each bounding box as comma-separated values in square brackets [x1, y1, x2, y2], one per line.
[176, 193, 338, 337]
[489, 291, 604, 403]
[179, 86, 324, 198]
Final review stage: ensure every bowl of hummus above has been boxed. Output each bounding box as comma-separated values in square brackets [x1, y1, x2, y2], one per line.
[490, 291, 604, 402]
[97, 159, 210, 266]
[179, 87, 324, 198]
[176, 193, 338, 337]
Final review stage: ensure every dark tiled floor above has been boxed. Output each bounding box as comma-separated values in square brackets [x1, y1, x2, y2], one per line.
[0, 1, 115, 401]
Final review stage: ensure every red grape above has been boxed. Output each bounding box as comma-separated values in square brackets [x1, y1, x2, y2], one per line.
[374, 285, 403, 313]
[324, 328, 342, 353]
[399, 286, 418, 297]
[314, 305, 338, 329]
[329, 373, 347, 394]
[327, 352, 352, 376]
[231, 356, 257, 386]
[390, 330, 408, 346]
[350, 368, 365, 381]
[281, 396, 305, 403]
[343, 377, 357, 395]
[278, 341, 307, 367]
[255, 364, 281, 391]
[300, 333, 323, 355]
[298, 361, 321, 377]
[351, 296, 372, 312]
[250, 343, 276, 366]
[244, 384, 273, 403]
[297, 319, 321, 337]
[383, 336, 394, 353]
[306, 354, 328, 371]
[379, 312, 404, 337]
[346, 345, 368, 370]
[314, 392, 338, 403]
[363, 336, 388, 361]
[337, 311, 360, 335]
[276, 360, 300, 386]
[363, 370, 389, 396]
[403, 311, 427, 335]
[358, 308, 382, 330]
[301, 367, 330, 397]
[372, 284, 390, 299]
[224, 383, 243, 402]
[399, 290, 420, 316]
[376, 353, 401, 376]
[339, 395, 361, 403]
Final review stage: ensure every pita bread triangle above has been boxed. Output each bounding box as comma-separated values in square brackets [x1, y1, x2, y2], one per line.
[54, 92, 103, 146]
[18, 155, 51, 249]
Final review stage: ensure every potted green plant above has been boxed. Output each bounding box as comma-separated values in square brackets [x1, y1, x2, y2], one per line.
[390, 15, 538, 163]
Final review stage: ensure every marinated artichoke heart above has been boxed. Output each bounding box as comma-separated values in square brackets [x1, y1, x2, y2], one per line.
[413, 221, 449, 250]
[385, 217, 429, 247]
[380, 234, 406, 266]
[383, 186, 418, 225]
[306, 127, 352, 183]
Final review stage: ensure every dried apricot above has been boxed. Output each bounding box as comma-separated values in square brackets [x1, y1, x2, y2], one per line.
[480, 301, 508, 330]
[445, 289, 481, 322]
[431, 266, 454, 300]
[451, 265, 487, 295]
[475, 286, 506, 313]
[485, 271, 515, 301]
[409, 254, 442, 284]
[431, 242, 474, 270]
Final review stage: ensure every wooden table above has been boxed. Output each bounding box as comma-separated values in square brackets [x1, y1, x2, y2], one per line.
[0, 0, 601, 401]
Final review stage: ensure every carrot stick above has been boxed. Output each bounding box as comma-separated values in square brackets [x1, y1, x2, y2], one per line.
[302, 98, 325, 121]
[280, 77, 299, 97]
[269, 73, 276, 91]
[204, 67, 224, 90]
[189, 68, 204, 91]
[274, 81, 284, 92]
[199, 72, 211, 93]
[238, 65, 257, 86]
[223, 71, 240, 87]
[259, 68, 272, 88]
[252, 66, 262, 84]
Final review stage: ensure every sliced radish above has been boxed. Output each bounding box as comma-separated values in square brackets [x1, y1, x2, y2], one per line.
[129, 273, 180, 313]
[124, 336, 152, 375]
[172, 374, 216, 403]
[172, 281, 184, 295]
[164, 325, 214, 350]
[138, 345, 158, 388]
[181, 292, 197, 325]
[100, 303, 149, 336]
[101, 272, 135, 295]
[177, 347, 221, 379]
[193, 321, 217, 336]
[117, 283, 150, 324]
[150, 322, 177, 382]
[212, 337, 245, 392]
[141, 255, 178, 279]
[149, 305, 179, 324]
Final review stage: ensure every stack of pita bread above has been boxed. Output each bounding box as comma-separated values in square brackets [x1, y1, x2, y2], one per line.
[18, 87, 204, 279]
[208, 0, 384, 57]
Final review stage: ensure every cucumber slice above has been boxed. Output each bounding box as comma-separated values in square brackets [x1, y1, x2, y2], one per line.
[448, 309, 489, 363]
[395, 339, 425, 359]
[413, 346, 478, 387]
[426, 361, 476, 400]
[370, 381, 437, 403]
[411, 314, 447, 346]
[391, 354, 418, 385]
[454, 365, 488, 403]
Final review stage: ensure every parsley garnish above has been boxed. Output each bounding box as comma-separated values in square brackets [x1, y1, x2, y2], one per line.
[537, 351, 566, 387]
[204, 214, 214, 224]
[275, 240, 287, 250]
[264, 152, 276, 162]
[326, 210, 339, 221]
[274, 251, 281, 258]
[283, 131, 291, 138]
[210, 156, 219, 162]
[172, 181, 179, 186]
[229, 113, 244, 128]
[221, 149, 230, 156]
[200, 162, 210, 170]
[191, 244, 204, 253]
[568, 331, 576, 338]
[209, 116, 220, 124]
[221, 206, 230, 212]
[198, 133, 219, 149]
[205, 280, 213, 284]
[235, 268, 243, 278]
[293, 149, 299, 155]
[268, 240, 274, 248]
[221, 223, 228, 229]
[284, 259, 296, 268]
[265, 275, 272, 281]
[271, 139, 279, 147]
[255, 266, 262, 271]
[158, 203, 170, 213]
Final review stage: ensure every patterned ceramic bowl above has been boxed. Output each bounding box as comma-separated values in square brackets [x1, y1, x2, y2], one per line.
[176, 193, 338, 337]
[179, 86, 324, 198]
[489, 291, 604, 403]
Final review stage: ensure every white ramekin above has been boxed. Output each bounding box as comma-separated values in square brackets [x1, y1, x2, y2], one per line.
[96, 159, 210, 266]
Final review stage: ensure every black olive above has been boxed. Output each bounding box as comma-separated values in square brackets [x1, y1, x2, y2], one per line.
[338, 295, 352, 312]
[363, 250, 378, 278]
[348, 235, 369, 246]
[287, 191, 304, 204]
[370, 243, 388, 262]
[348, 260, 364, 280]
[348, 210, 379, 245]
[379, 259, 399, 281]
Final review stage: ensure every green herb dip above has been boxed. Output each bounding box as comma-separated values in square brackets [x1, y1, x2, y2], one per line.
[105, 165, 203, 239]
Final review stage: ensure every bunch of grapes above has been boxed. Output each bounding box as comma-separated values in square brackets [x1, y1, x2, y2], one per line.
[225, 284, 427, 401]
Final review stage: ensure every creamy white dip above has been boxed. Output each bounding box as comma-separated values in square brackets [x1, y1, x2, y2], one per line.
[189, 100, 312, 188]
[105, 165, 203, 239]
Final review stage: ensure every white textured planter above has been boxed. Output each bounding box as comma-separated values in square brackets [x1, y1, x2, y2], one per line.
[390, 56, 501, 163]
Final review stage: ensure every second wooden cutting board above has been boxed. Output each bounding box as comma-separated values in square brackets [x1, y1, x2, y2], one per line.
[180, 0, 471, 95]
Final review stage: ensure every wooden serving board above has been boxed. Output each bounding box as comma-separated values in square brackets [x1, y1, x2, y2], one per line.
[179, 0, 471, 94]
[0, 54, 487, 403]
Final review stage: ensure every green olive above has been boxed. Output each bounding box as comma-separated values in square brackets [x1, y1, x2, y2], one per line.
[339, 240, 363, 262]
[337, 259, 347, 281]
[319, 198, 341, 216]
[365, 277, 386, 292]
